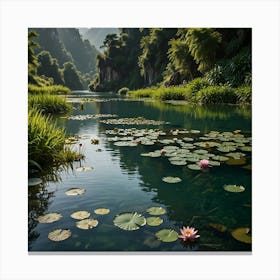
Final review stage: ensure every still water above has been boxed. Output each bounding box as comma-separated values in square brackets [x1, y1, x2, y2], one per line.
[29, 91, 252, 252]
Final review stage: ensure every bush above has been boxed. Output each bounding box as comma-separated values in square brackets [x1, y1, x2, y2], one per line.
[184, 77, 211, 94]
[118, 87, 130, 95]
[28, 109, 77, 169]
[28, 94, 72, 114]
[194, 85, 238, 104]
[28, 84, 71, 95]
[235, 85, 252, 103]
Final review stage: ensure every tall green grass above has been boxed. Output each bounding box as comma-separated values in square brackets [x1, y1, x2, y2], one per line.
[28, 108, 77, 169]
[28, 84, 71, 95]
[28, 94, 72, 114]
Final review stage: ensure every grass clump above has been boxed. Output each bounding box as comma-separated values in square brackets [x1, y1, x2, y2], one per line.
[28, 84, 71, 95]
[29, 94, 72, 114]
[28, 109, 78, 170]
[235, 85, 252, 104]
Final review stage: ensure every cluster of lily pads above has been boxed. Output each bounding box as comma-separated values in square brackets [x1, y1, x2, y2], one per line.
[102, 128, 251, 170]
[67, 114, 118, 120]
[100, 117, 168, 126]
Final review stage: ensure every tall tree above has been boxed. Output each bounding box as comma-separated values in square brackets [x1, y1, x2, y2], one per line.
[62, 62, 83, 90]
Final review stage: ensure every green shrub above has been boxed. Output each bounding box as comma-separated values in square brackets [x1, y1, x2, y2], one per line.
[184, 77, 211, 94]
[28, 84, 71, 95]
[118, 87, 130, 95]
[195, 85, 238, 104]
[28, 109, 77, 169]
[28, 94, 72, 114]
[235, 85, 252, 103]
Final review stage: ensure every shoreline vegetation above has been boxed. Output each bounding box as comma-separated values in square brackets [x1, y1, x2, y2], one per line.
[126, 78, 251, 104]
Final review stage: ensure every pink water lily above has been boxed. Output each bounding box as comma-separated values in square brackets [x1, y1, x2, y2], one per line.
[178, 226, 200, 242]
[198, 159, 209, 168]
[161, 149, 166, 155]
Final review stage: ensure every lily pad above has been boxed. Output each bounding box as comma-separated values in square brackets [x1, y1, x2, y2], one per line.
[146, 206, 166, 215]
[113, 212, 146, 231]
[65, 188, 86, 196]
[76, 218, 99, 230]
[226, 157, 246, 165]
[223, 184, 245, 193]
[170, 160, 187, 166]
[240, 146, 252, 152]
[28, 178, 42, 187]
[146, 216, 163, 226]
[70, 210, 91, 220]
[162, 176, 182, 183]
[211, 155, 229, 162]
[190, 129, 200, 134]
[155, 229, 178, 242]
[217, 146, 236, 153]
[208, 160, 221, 166]
[187, 164, 201, 170]
[114, 141, 137, 147]
[94, 208, 110, 215]
[76, 166, 93, 172]
[48, 229, 71, 242]
[37, 213, 62, 223]
[209, 223, 227, 233]
[183, 137, 194, 142]
[231, 227, 252, 244]
[193, 149, 208, 154]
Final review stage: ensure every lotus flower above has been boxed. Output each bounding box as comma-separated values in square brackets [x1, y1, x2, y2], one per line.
[198, 159, 209, 168]
[178, 226, 200, 242]
[161, 149, 166, 155]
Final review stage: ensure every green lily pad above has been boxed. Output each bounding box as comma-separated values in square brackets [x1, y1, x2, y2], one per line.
[183, 137, 194, 142]
[240, 146, 252, 152]
[193, 149, 208, 154]
[48, 229, 71, 242]
[162, 176, 182, 183]
[94, 208, 110, 215]
[217, 146, 236, 153]
[155, 229, 178, 242]
[65, 188, 86, 196]
[76, 166, 93, 172]
[114, 141, 137, 147]
[113, 212, 146, 231]
[211, 155, 229, 162]
[76, 218, 99, 230]
[146, 206, 166, 215]
[146, 216, 163, 226]
[170, 160, 187, 166]
[231, 227, 251, 244]
[190, 129, 200, 134]
[70, 210, 91, 220]
[187, 164, 201, 170]
[226, 152, 245, 159]
[224, 184, 245, 193]
[37, 212, 62, 223]
[208, 160, 221, 166]
[28, 178, 43, 187]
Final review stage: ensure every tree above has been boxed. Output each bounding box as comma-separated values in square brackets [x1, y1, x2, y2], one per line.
[37, 51, 64, 85]
[62, 62, 83, 90]
[28, 31, 39, 76]
[186, 28, 222, 73]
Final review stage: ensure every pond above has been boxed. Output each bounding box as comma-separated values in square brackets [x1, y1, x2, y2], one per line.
[28, 91, 252, 252]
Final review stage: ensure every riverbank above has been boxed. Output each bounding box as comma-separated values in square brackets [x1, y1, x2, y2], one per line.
[127, 78, 251, 104]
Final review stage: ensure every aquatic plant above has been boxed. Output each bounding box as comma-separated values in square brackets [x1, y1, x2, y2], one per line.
[198, 159, 209, 168]
[28, 109, 78, 170]
[48, 229, 71, 242]
[113, 212, 146, 231]
[223, 184, 245, 193]
[146, 217, 163, 226]
[178, 226, 200, 242]
[146, 206, 166, 215]
[65, 188, 86, 196]
[162, 176, 182, 183]
[94, 208, 110, 215]
[70, 210, 91, 220]
[155, 229, 178, 242]
[231, 227, 251, 244]
[28, 94, 72, 114]
[76, 218, 99, 230]
[37, 212, 62, 223]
